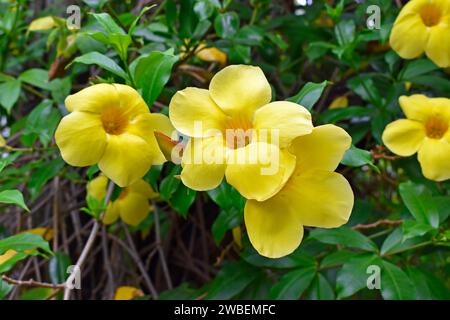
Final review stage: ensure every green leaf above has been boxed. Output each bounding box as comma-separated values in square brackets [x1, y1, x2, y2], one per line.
[381, 260, 415, 300]
[159, 166, 181, 201]
[402, 220, 434, 241]
[205, 261, 260, 299]
[19, 288, 54, 300]
[269, 267, 316, 299]
[318, 106, 370, 124]
[399, 59, 438, 81]
[334, 19, 355, 46]
[71, 52, 129, 80]
[309, 227, 378, 252]
[28, 158, 65, 200]
[170, 184, 196, 218]
[407, 267, 450, 300]
[336, 253, 382, 298]
[286, 81, 328, 110]
[241, 245, 315, 269]
[0, 233, 52, 255]
[0, 251, 28, 273]
[0, 79, 21, 113]
[91, 12, 126, 34]
[24, 100, 61, 147]
[399, 181, 439, 228]
[0, 189, 29, 212]
[320, 250, 358, 269]
[134, 50, 178, 107]
[207, 181, 245, 210]
[341, 145, 379, 172]
[211, 207, 243, 244]
[128, 5, 155, 36]
[305, 273, 335, 300]
[0, 278, 13, 299]
[49, 251, 71, 284]
[19, 69, 51, 90]
[214, 12, 239, 39]
[380, 228, 425, 256]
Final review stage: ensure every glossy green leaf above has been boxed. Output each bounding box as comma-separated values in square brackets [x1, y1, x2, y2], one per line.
[0, 189, 29, 212]
[286, 81, 328, 110]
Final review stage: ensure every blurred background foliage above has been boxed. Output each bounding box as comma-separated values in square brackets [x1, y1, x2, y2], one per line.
[0, 0, 449, 300]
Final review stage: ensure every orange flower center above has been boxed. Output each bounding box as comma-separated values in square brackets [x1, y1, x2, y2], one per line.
[425, 117, 448, 139]
[101, 108, 129, 135]
[420, 4, 442, 27]
[118, 187, 129, 200]
[224, 117, 253, 149]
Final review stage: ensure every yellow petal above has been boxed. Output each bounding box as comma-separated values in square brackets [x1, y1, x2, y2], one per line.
[24, 228, 54, 242]
[417, 137, 450, 181]
[180, 136, 226, 191]
[127, 113, 175, 164]
[112, 84, 149, 118]
[225, 142, 296, 201]
[98, 133, 152, 187]
[283, 170, 354, 228]
[382, 119, 425, 156]
[289, 124, 351, 172]
[245, 196, 303, 258]
[196, 45, 227, 65]
[86, 175, 108, 202]
[55, 111, 106, 167]
[65, 83, 119, 113]
[0, 135, 5, 147]
[128, 179, 158, 199]
[103, 202, 120, 225]
[426, 23, 450, 67]
[118, 192, 151, 226]
[114, 286, 144, 300]
[28, 16, 56, 32]
[253, 101, 313, 148]
[399, 95, 436, 121]
[390, 13, 429, 59]
[209, 65, 272, 117]
[169, 87, 227, 137]
[329, 95, 349, 109]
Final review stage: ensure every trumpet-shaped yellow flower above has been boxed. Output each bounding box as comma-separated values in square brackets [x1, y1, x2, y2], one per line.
[55, 84, 173, 187]
[382, 94, 450, 181]
[244, 125, 354, 258]
[169, 65, 313, 201]
[390, 0, 450, 67]
[87, 175, 158, 226]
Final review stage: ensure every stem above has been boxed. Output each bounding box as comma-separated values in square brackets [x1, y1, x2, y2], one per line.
[153, 203, 173, 289]
[63, 181, 114, 300]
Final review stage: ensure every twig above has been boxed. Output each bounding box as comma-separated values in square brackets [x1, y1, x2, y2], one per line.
[153, 203, 173, 289]
[352, 219, 402, 230]
[2, 275, 65, 289]
[63, 181, 115, 300]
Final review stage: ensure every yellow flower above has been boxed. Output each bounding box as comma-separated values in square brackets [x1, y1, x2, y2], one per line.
[244, 125, 354, 258]
[195, 44, 227, 65]
[382, 94, 450, 181]
[55, 84, 174, 187]
[114, 286, 144, 300]
[329, 95, 349, 109]
[390, 0, 450, 67]
[87, 175, 158, 226]
[169, 65, 313, 201]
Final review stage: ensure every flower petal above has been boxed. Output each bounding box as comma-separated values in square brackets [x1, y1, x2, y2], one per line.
[118, 192, 151, 226]
[382, 119, 425, 156]
[399, 95, 436, 121]
[181, 136, 226, 191]
[86, 175, 108, 202]
[389, 8, 429, 59]
[169, 87, 227, 137]
[103, 202, 120, 225]
[253, 101, 313, 148]
[128, 179, 158, 199]
[55, 111, 106, 166]
[285, 170, 354, 228]
[225, 142, 296, 201]
[209, 65, 271, 117]
[113, 84, 149, 118]
[245, 197, 303, 258]
[65, 83, 119, 113]
[98, 133, 152, 187]
[417, 137, 450, 181]
[289, 124, 351, 172]
[127, 113, 175, 164]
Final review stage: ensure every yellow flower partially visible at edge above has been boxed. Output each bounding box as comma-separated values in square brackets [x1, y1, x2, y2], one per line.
[382, 94, 450, 181]
[87, 175, 158, 226]
[114, 286, 144, 300]
[55, 84, 174, 187]
[245, 125, 354, 258]
[169, 65, 313, 201]
[390, 0, 450, 67]
[195, 44, 227, 65]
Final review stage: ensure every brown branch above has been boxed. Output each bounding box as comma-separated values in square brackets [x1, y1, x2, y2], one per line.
[2, 275, 65, 289]
[352, 219, 403, 230]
